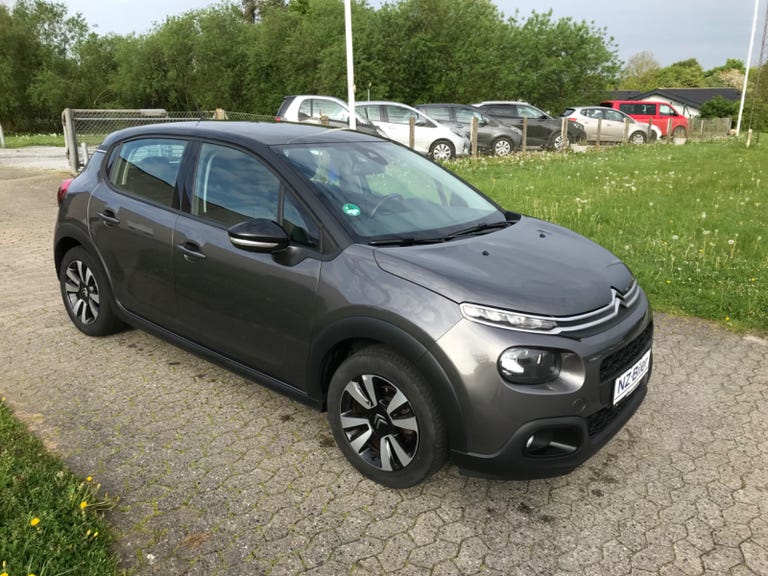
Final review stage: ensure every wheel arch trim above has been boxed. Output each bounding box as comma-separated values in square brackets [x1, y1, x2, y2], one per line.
[307, 316, 468, 451]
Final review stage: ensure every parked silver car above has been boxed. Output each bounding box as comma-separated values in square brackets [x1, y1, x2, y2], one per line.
[276, 94, 385, 138]
[356, 101, 469, 161]
[560, 106, 660, 144]
[415, 103, 522, 156]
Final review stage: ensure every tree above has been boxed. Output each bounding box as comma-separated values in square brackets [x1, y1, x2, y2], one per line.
[500, 10, 621, 112]
[653, 58, 705, 87]
[620, 51, 661, 90]
[698, 95, 738, 118]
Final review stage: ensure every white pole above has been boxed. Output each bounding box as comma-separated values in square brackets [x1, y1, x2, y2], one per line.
[344, 0, 356, 130]
[737, 0, 760, 136]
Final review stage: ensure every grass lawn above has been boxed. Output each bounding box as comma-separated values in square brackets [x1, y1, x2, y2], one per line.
[0, 399, 118, 576]
[452, 139, 767, 335]
[1, 134, 66, 148]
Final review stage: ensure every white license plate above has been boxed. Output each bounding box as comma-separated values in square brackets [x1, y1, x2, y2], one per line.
[613, 349, 651, 405]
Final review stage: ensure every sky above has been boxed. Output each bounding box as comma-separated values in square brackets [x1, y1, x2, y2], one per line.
[37, 0, 768, 70]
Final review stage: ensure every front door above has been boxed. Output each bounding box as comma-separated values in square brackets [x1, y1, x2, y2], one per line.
[173, 142, 322, 389]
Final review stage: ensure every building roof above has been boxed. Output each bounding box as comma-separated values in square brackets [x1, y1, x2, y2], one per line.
[608, 88, 741, 108]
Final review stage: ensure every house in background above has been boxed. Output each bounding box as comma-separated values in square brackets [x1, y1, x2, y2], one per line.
[606, 88, 741, 118]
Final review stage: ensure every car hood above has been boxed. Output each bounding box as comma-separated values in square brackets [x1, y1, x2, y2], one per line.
[373, 216, 634, 317]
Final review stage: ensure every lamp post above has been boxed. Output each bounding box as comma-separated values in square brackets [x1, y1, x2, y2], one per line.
[344, 0, 356, 130]
[736, 0, 760, 136]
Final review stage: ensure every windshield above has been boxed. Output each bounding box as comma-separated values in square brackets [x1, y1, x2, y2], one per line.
[275, 141, 504, 243]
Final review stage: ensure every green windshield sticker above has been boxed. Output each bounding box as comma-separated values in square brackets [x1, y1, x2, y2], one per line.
[343, 203, 361, 216]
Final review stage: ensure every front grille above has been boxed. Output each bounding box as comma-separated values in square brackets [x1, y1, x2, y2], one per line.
[587, 321, 653, 436]
[599, 322, 654, 382]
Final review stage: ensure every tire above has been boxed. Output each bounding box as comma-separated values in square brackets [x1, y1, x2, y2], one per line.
[326, 346, 447, 488]
[549, 133, 569, 151]
[672, 126, 687, 139]
[628, 131, 647, 144]
[492, 137, 514, 156]
[59, 246, 124, 337]
[428, 140, 455, 161]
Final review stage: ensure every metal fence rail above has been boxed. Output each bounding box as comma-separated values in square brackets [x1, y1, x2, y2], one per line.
[61, 108, 272, 173]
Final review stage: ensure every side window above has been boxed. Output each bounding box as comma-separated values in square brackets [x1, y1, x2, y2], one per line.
[299, 99, 347, 122]
[193, 143, 320, 247]
[518, 105, 541, 118]
[193, 144, 280, 227]
[605, 110, 623, 122]
[659, 104, 674, 116]
[384, 105, 417, 125]
[454, 108, 479, 123]
[108, 138, 186, 207]
[358, 105, 382, 122]
[488, 105, 514, 118]
[426, 107, 451, 122]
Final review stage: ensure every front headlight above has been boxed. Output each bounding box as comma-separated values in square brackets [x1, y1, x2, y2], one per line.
[461, 303, 557, 332]
[498, 348, 561, 384]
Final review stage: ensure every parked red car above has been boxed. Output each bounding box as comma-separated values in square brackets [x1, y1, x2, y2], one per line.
[599, 100, 688, 138]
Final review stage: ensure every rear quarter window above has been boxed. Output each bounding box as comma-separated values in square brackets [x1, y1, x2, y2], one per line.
[108, 138, 186, 207]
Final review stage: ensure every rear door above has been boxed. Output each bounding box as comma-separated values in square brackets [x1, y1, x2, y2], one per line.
[89, 137, 187, 329]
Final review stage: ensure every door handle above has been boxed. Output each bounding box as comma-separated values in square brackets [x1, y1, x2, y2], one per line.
[98, 209, 120, 226]
[176, 241, 207, 262]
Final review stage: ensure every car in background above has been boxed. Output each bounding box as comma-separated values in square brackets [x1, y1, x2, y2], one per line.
[472, 100, 585, 150]
[415, 103, 522, 156]
[276, 94, 385, 138]
[356, 101, 469, 161]
[560, 106, 660, 144]
[599, 100, 688, 139]
[54, 120, 652, 488]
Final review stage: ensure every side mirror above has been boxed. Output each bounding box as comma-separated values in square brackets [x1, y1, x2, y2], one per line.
[228, 219, 289, 253]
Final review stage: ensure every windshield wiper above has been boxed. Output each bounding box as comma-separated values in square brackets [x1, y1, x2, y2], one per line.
[369, 236, 445, 247]
[446, 221, 510, 240]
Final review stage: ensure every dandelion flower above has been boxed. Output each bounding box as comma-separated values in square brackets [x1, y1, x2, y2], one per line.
[30, 517, 40, 527]
[725, 316, 730, 321]
[86, 476, 93, 482]
[728, 239, 735, 245]
[80, 501, 88, 510]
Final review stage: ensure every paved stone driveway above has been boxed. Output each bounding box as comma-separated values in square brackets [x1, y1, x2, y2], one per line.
[1, 166, 767, 576]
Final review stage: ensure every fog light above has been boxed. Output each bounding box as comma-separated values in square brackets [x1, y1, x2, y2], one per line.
[499, 348, 561, 384]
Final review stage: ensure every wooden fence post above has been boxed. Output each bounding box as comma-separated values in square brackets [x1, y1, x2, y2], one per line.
[521, 117, 528, 152]
[471, 116, 478, 157]
[409, 116, 415, 149]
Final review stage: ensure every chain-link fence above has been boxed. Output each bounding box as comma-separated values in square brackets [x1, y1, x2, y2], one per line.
[687, 117, 733, 141]
[62, 108, 273, 173]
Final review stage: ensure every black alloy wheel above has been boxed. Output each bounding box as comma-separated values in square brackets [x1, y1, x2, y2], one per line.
[59, 247, 124, 336]
[327, 346, 447, 488]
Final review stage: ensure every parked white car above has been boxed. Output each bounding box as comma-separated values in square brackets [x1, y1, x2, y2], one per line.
[356, 101, 469, 160]
[560, 106, 661, 144]
[276, 95, 385, 137]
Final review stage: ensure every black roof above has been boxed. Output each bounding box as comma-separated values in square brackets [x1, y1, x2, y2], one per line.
[606, 88, 741, 108]
[99, 120, 378, 150]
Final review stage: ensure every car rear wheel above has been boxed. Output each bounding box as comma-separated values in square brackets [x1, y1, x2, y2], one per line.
[59, 247, 124, 337]
[492, 137, 514, 156]
[629, 131, 647, 144]
[326, 346, 447, 488]
[672, 126, 687, 139]
[429, 140, 455, 161]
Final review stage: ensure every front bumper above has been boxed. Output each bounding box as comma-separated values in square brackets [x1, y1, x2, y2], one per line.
[433, 294, 653, 479]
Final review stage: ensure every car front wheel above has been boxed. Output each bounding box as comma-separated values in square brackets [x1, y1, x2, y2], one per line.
[549, 133, 569, 151]
[59, 246, 124, 336]
[629, 131, 647, 144]
[492, 137, 514, 156]
[326, 346, 447, 488]
[429, 140, 455, 161]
